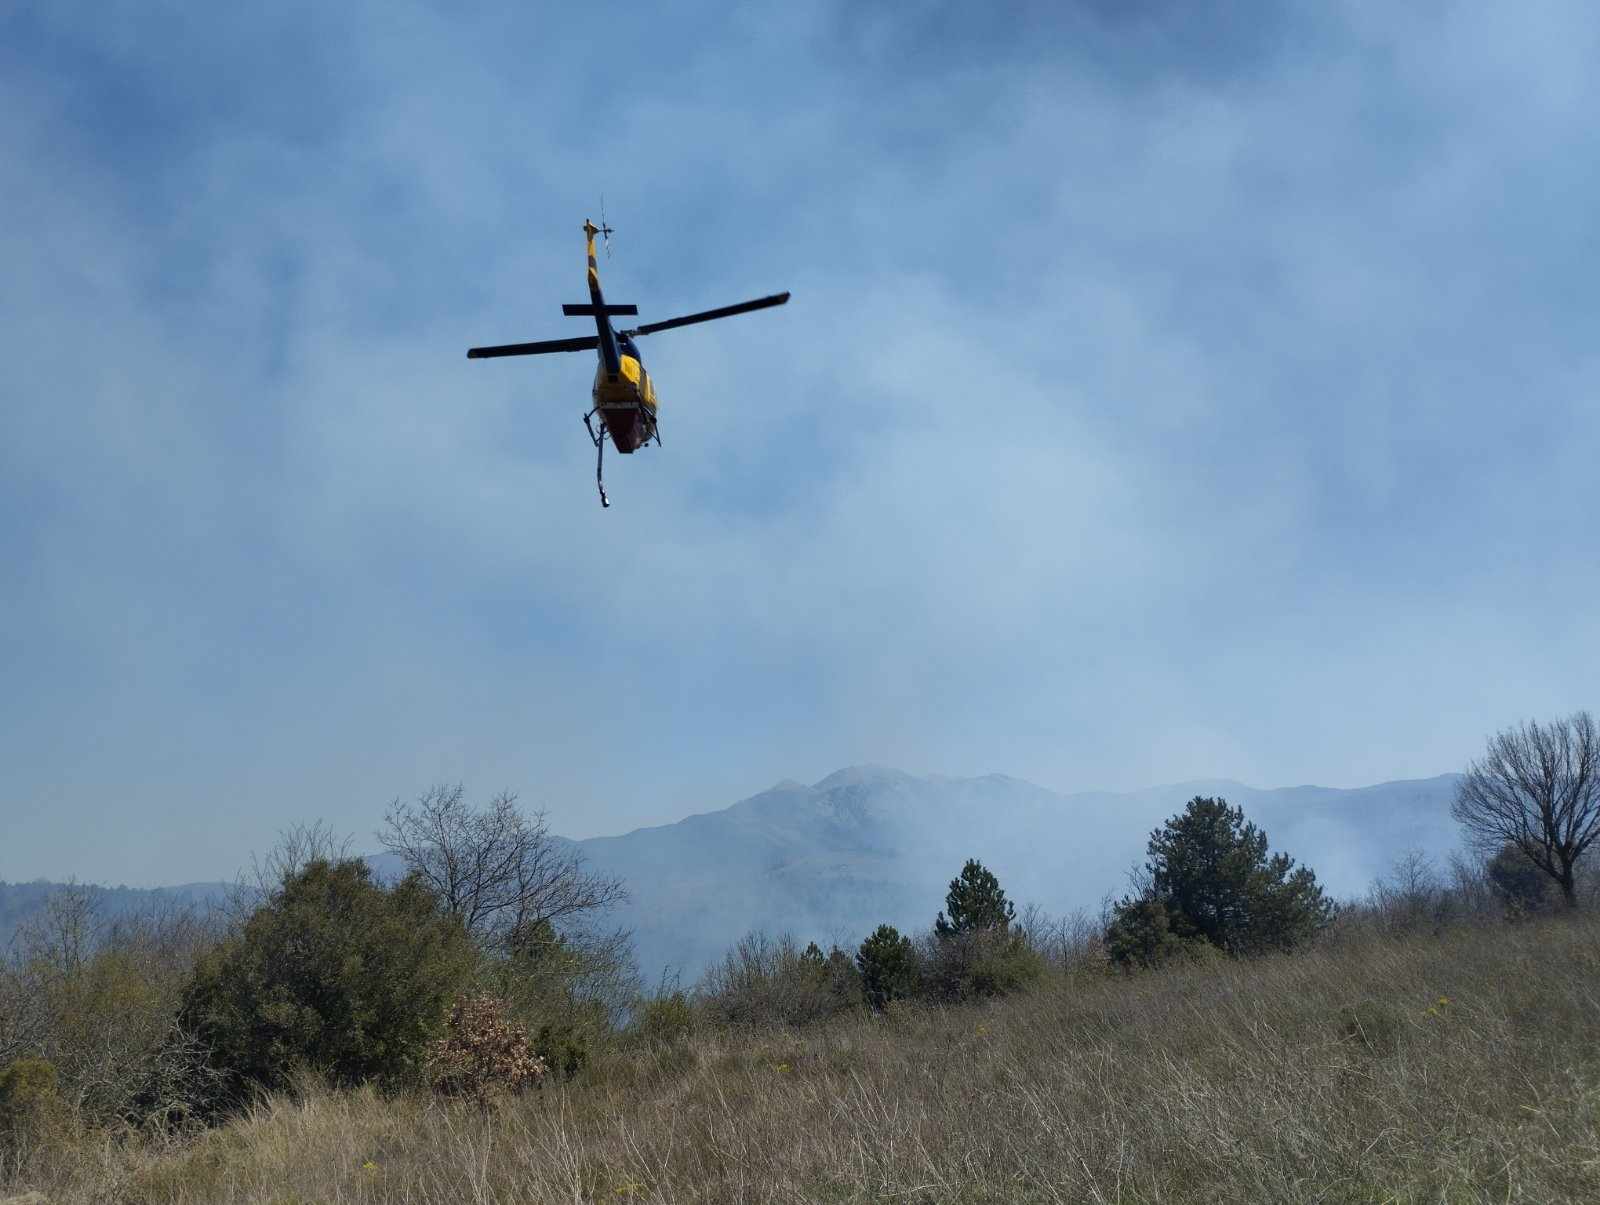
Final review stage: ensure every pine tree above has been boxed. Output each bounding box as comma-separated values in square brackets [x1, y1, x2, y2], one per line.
[855, 924, 918, 1012]
[1103, 898, 1194, 970]
[1107, 796, 1332, 965]
[934, 859, 1016, 938]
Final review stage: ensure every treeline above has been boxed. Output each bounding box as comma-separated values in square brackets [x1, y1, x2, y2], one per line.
[0, 881, 227, 952]
[3, 711, 1598, 1163]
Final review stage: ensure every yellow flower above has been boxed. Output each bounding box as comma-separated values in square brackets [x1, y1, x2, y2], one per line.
[775, 1062, 792, 1074]
[361, 1159, 378, 1175]
[1437, 996, 1452, 1007]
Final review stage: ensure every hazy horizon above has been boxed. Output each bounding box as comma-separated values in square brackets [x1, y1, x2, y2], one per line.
[5, 762, 1463, 890]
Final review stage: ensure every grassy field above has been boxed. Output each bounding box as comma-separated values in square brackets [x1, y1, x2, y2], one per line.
[7, 912, 1600, 1204]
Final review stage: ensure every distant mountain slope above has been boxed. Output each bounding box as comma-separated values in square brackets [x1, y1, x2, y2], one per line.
[575, 767, 1464, 982]
[5, 768, 1464, 983]
[0, 878, 232, 948]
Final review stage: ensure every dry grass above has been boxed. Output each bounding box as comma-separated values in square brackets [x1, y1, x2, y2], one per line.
[8, 913, 1600, 1203]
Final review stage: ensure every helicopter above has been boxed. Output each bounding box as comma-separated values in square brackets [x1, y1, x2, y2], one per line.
[467, 218, 789, 507]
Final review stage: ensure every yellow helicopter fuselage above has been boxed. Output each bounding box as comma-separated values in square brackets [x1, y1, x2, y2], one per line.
[592, 343, 658, 454]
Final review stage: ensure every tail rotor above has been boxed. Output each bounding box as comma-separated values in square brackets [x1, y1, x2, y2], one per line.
[598, 195, 614, 260]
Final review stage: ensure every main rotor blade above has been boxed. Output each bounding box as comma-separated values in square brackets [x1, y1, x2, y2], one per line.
[624, 292, 790, 337]
[467, 335, 600, 359]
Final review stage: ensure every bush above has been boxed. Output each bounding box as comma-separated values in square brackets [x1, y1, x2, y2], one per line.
[534, 1018, 592, 1082]
[0, 1057, 63, 1145]
[633, 992, 695, 1044]
[1365, 850, 1450, 936]
[8, 890, 219, 1129]
[1104, 898, 1199, 971]
[478, 917, 635, 1079]
[428, 994, 546, 1106]
[178, 859, 476, 1112]
[808, 942, 865, 1015]
[922, 927, 1044, 1002]
[1488, 843, 1554, 918]
[696, 933, 858, 1028]
[856, 925, 920, 1012]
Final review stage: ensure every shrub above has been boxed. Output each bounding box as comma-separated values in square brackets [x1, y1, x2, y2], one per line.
[9, 891, 220, 1129]
[696, 933, 856, 1027]
[922, 927, 1044, 1002]
[856, 925, 920, 1012]
[1104, 898, 1196, 970]
[428, 994, 547, 1105]
[480, 919, 631, 1083]
[534, 1019, 591, 1082]
[828, 948, 862, 1005]
[178, 859, 476, 1112]
[0, 1057, 63, 1145]
[634, 991, 695, 1044]
[1488, 843, 1554, 918]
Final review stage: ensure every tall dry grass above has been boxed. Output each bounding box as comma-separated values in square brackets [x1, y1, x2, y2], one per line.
[7, 911, 1600, 1203]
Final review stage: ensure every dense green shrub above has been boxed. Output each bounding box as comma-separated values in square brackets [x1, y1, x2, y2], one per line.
[178, 859, 476, 1111]
[534, 1019, 592, 1081]
[1103, 898, 1197, 970]
[0, 1057, 62, 1145]
[855, 925, 920, 1012]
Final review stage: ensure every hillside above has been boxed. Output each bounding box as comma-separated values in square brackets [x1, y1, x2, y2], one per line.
[577, 767, 1464, 981]
[8, 910, 1596, 1203]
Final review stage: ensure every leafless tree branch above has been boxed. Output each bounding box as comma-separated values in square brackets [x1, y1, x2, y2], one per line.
[378, 785, 627, 951]
[1452, 710, 1600, 908]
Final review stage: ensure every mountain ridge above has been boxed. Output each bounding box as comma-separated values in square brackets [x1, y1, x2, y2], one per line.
[4, 767, 1465, 980]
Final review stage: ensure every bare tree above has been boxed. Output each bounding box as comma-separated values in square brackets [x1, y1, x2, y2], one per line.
[222, 820, 355, 926]
[1452, 711, 1600, 909]
[379, 785, 626, 949]
[1367, 849, 1444, 934]
[4, 886, 223, 1125]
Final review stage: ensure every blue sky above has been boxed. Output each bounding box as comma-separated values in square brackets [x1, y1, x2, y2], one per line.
[3, 0, 1597, 886]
